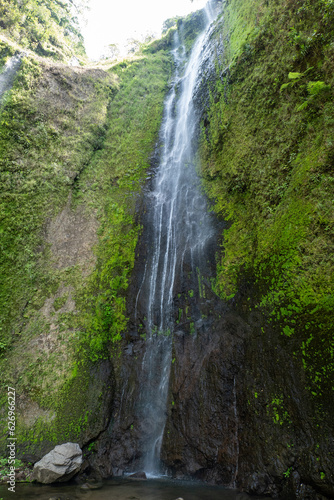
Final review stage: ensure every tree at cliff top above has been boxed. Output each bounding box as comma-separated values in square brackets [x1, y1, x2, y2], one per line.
[0, 0, 87, 61]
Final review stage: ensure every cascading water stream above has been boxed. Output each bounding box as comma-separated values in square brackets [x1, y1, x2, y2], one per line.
[0, 54, 23, 102]
[135, 1, 218, 476]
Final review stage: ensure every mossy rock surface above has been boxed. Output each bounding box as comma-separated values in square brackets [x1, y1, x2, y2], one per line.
[0, 35, 172, 457]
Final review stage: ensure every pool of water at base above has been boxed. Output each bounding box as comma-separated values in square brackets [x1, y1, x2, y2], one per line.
[0, 477, 275, 500]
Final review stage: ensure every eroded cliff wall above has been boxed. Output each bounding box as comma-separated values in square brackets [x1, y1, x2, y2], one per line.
[91, 2, 334, 498]
[0, 34, 172, 459]
[196, 0, 334, 497]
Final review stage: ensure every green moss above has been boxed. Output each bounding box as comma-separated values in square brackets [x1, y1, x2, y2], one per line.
[73, 52, 172, 360]
[266, 396, 292, 426]
[177, 10, 207, 55]
[0, 51, 116, 353]
[53, 294, 68, 311]
[0, 40, 172, 454]
[200, 0, 334, 401]
[9, 360, 105, 456]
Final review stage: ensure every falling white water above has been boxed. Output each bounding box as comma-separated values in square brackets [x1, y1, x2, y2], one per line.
[0, 54, 23, 102]
[136, 1, 219, 476]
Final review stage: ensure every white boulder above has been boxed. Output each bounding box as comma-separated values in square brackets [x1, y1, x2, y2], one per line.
[32, 442, 82, 484]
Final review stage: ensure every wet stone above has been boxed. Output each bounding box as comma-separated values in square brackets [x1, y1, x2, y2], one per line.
[80, 480, 103, 490]
[124, 344, 134, 356]
[112, 467, 124, 477]
[128, 471, 147, 479]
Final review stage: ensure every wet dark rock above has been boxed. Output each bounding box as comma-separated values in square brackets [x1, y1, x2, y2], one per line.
[194, 318, 204, 329]
[128, 471, 147, 479]
[247, 472, 271, 495]
[78, 459, 90, 475]
[124, 344, 134, 355]
[236, 494, 251, 500]
[80, 480, 103, 490]
[112, 467, 124, 477]
[21, 453, 40, 465]
[15, 471, 26, 481]
[48, 497, 75, 500]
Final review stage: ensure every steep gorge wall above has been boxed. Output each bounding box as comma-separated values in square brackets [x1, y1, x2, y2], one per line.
[0, 37, 172, 459]
[195, 0, 334, 497]
[0, 0, 85, 62]
[91, 2, 334, 498]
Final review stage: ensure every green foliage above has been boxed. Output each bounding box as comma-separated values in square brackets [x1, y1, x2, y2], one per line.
[307, 80, 330, 96]
[200, 0, 334, 404]
[280, 67, 331, 110]
[283, 467, 292, 478]
[177, 10, 207, 55]
[0, 0, 86, 61]
[0, 458, 25, 478]
[0, 53, 116, 353]
[162, 16, 182, 34]
[0, 39, 171, 453]
[87, 441, 96, 452]
[267, 396, 291, 426]
[77, 206, 138, 358]
[7, 359, 105, 454]
[74, 52, 172, 360]
[53, 294, 68, 311]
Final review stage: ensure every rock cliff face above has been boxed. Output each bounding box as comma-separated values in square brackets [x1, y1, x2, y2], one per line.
[89, 3, 334, 499]
[0, 32, 172, 461]
[91, 251, 333, 498]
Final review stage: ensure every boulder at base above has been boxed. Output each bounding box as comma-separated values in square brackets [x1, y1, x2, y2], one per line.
[32, 442, 82, 484]
[128, 471, 147, 479]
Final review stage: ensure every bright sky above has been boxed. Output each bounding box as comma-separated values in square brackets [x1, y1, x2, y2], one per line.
[82, 0, 207, 60]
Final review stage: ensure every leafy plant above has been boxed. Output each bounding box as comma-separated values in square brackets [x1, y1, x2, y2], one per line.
[0, 458, 24, 477]
[280, 67, 313, 91]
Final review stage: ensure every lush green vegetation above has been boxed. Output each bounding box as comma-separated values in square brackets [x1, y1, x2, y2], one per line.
[74, 52, 172, 360]
[177, 9, 207, 54]
[201, 0, 334, 400]
[0, 0, 86, 61]
[0, 52, 114, 354]
[0, 51, 115, 453]
[0, 457, 31, 482]
[0, 30, 171, 452]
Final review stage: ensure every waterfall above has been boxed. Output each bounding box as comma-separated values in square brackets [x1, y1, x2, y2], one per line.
[135, 1, 219, 476]
[0, 54, 23, 103]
